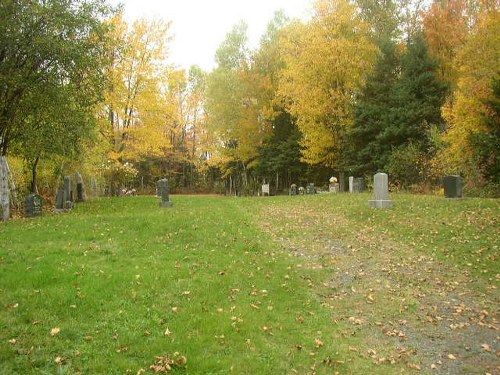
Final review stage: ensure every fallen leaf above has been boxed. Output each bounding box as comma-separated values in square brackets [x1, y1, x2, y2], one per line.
[50, 328, 61, 336]
[55, 357, 63, 364]
[481, 343, 492, 352]
[315, 338, 324, 348]
[8, 339, 16, 344]
[447, 354, 456, 360]
[164, 328, 172, 336]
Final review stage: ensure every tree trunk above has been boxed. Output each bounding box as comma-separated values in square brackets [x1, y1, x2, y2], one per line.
[31, 156, 40, 194]
[0, 156, 11, 221]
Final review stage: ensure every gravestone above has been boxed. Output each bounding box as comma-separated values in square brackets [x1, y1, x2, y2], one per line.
[443, 175, 463, 198]
[64, 176, 72, 203]
[368, 173, 394, 208]
[158, 178, 173, 207]
[306, 183, 316, 194]
[290, 183, 297, 196]
[349, 176, 354, 193]
[76, 172, 86, 202]
[262, 184, 270, 196]
[353, 178, 365, 193]
[25, 194, 42, 217]
[55, 189, 64, 210]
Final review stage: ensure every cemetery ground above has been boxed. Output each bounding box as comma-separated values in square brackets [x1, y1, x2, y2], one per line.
[0, 194, 498, 374]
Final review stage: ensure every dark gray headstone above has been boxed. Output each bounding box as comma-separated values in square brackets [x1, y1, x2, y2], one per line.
[56, 189, 64, 210]
[77, 183, 84, 202]
[158, 178, 173, 207]
[443, 175, 463, 198]
[64, 176, 72, 203]
[290, 184, 297, 196]
[369, 173, 394, 208]
[25, 194, 42, 217]
[76, 172, 85, 202]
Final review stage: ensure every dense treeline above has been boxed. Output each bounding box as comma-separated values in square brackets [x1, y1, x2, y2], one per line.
[1, 0, 498, 220]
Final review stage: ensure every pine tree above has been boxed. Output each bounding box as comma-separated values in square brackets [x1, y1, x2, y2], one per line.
[347, 39, 400, 175]
[379, 33, 448, 164]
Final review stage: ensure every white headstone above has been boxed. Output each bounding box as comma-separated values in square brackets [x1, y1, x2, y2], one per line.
[368, 173, 394, 208]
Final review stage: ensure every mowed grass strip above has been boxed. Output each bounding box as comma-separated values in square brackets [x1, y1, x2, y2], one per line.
[0, 196, 352, 374]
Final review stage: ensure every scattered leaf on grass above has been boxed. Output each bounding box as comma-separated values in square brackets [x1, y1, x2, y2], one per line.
[164, 328, 172, 337]
[8, 339, 16, 344]
[149, 353, 187, 373]
[447, 354, 457, 360]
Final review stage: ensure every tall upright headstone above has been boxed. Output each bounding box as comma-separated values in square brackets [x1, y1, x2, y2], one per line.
[64, 176, 72, 203]
[158, 178, 173, 207]
[76, 172, 86, 202]
[348, 176, 354, 193]
[368, 173, 394, 208]
[443, 175, 463, 198]
[55, 189, 64, 210]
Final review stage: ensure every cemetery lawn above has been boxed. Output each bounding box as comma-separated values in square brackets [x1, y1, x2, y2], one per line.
[0, 194, 498, 374]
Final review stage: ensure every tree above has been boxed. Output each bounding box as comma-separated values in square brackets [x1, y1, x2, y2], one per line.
[347, 39, 401, 175]
[0, 0, 113, 219]
[278, 0, 377, 174]
[206, 21, 274, 194]
[100, 14, 175, 194]
[436, 11, 500, 184]
[469, 77, 500, 186]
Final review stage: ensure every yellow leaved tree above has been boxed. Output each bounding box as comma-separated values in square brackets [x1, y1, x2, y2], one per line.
[434, 11, 500, 183]
[278, 0, 377, 173]
[98, 13, 178, 193]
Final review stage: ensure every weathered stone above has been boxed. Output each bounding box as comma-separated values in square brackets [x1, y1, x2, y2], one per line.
[25, 194, 42, 217]
[368, 173, 394, 208]
[55, 189, 64, 210]
[349, 176, 354, 193]
[306, 183, 316, 194]
[158, 178, 173, 207]
[262, 184, 270, 196]
[443, 175, 463, 198]
[352, 178, 365, 193]
[64, 176, 72, 203]
[76, 172, 86, 202]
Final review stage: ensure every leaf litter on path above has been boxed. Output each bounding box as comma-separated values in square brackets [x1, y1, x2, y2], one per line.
[259, 199, 499, 374]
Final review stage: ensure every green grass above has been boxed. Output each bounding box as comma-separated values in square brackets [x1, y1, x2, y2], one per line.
[0, 196, 353, 374]
[0, 193, 498, 374]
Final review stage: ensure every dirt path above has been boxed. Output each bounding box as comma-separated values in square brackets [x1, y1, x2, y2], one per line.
[259, 202, 499, 374]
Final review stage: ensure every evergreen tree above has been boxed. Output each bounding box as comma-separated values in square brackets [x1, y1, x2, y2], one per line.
[347, 39, 400, 175]
[378, 33, 448, 167]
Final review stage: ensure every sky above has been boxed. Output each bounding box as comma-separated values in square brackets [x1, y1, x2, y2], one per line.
[109, 0, 313, 71]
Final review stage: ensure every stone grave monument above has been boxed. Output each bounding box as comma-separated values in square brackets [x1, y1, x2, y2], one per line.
[25, 194, 42, 217]
[349, 176, 365, 193]
[55, 189, 65, 210]
[443, 175, 463, 198]
[158, 178, 173, 207]
[262, 184, 270, 196]
[329, 177, 339, 193]
[76, 172, 86, 202]
[368, 173, 394, 208]
[306, 183, 316, 194]
[63, 175, 74, 209]
[290, 183, 297, 196]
